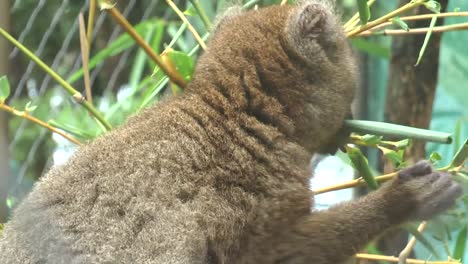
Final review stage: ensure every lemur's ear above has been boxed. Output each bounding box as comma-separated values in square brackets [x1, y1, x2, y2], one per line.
[295, 3, 328, 39]
[212, 6, 243, 32]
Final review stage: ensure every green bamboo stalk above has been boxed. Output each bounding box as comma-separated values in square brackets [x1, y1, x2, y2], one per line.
[0, 28, 112, 131]
[345, 120, 452, 144]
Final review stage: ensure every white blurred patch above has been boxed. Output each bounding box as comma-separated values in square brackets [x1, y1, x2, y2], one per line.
[52, 133, 76, 166]
[310, 154, 354, 210]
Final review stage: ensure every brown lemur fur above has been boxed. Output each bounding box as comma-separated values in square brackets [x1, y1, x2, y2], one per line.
[0, 1, 462, 263]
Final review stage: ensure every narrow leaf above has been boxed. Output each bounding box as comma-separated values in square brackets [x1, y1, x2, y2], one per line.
[347, 146, 379, 190]
[184, 5, 197, 16]
[357, 0, 371, 25]
[415, 15, 438, 66]
[424, 1, 442, 14]
[0, 75, 11, 103]
[450, 138, 468, 168]
[406, 225, 440, 258]
[360, 134, 383, 145]
[378, 146, 404, 168]
[381, 139, 411, 149]
[48, 120, 97, 140]
[390, 17, 410, 31]
[67, 20, 161, 84]
[453, 226, 467, 261]
[139, 77, 169, 110]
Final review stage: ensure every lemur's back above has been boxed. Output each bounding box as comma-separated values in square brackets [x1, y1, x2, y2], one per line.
[0, 91, 311, 263]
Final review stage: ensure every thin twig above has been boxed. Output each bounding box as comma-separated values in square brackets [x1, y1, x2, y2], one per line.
[358, 22, 468, 36]
[0, 27, 112, 130]
[166, 0, 207, 50]
[356, 253, 460, 264]
[103, 5, 187, 88]
[312, 172, 397, 195]
[314, 163, 454, 194]
[280, 0, 288, 5]
[363, 12, 468, 33]
[399, 221, 428, 264]
[87, 0, 96, 49]
[79, 13, 93, 105]
[0, 104, 81, 145]
[347, 1, 425, 38]
[400, 11, 468, 21]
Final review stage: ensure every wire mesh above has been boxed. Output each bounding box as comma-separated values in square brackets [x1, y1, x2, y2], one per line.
[6, 0, 164, 204]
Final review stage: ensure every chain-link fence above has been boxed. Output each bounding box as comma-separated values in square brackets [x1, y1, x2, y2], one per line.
[3, 0, 193, 213]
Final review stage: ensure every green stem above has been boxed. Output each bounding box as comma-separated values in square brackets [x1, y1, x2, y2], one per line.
[450, 139, 468, 167]
[167, 22, 189, 49]
[345, 120, 452, 144]
[189, 33, 209, 56]
[189, 0, 212, 31]
[0, 27, 112, 131]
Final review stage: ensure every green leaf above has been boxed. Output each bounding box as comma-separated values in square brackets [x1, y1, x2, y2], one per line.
[360, 134, 383, 145]
[424, 0, 442, 13]
[48, 119, 97, 140]
[364, 244, 386, 264]
[378, 146, 405, 168]
[453, 226, 467, 261]
[454, 118, 463, 155]
[381, 139, 411, 149]
[429, 151, 443, 164]
[390, 16, 409, 31]
[415, 15, 438, 66]
[129, 22, 159, 91]
[450, 138, 468, 168]
[139, 77, 169, 110]
[405, 225, 440, 258]
[350, 38, 390, 59]
[149, 20, 166, 63]
[24, 101, 38, 113]
[67, 19, 163, 85]
[357, 0, 371, 25]
[164, 49, 195, 82]
[0, 75, 11, 103]
[347, 146, 379, 190]
[184, 5, 197, 16]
